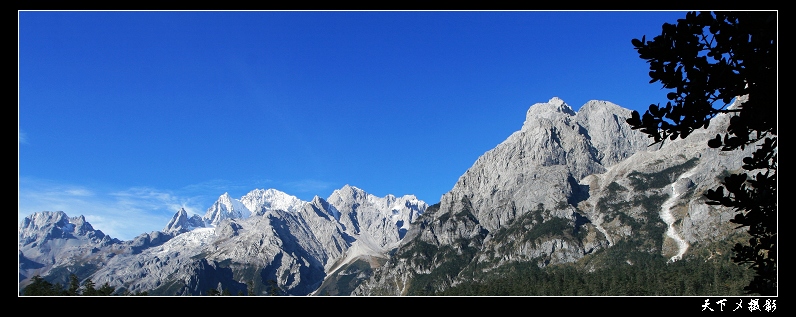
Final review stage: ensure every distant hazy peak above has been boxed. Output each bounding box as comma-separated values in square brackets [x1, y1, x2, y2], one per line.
[19, 210, 68, 231]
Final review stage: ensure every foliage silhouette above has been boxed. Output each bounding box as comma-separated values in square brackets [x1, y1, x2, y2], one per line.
[22, 274, 118, 296]
[627, 11, 776, 295]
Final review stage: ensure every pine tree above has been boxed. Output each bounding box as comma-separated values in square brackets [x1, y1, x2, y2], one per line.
[82, 279, 97, 296]
[98, 282, 115, 296]
[67, 273, 80, 296]
[23, 275, 52, 296]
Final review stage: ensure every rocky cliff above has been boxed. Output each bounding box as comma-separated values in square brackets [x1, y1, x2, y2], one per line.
[353, 97, 754, 295]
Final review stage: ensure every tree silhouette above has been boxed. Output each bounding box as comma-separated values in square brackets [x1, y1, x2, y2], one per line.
[97, 282, 115, 296]
[206, 288, 221, 296]
[22, 274, 117, 296]
[22, 275, 61, 296]
[627, 11, 776, 295]
[266, 279, 282, 296]
[67, 273, 80, 296]
[82, 279, 97, 296]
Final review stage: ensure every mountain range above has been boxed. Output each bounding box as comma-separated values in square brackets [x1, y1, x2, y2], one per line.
[18, 97, 758, 296]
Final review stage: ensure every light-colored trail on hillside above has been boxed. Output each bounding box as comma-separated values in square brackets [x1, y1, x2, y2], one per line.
[660, 168, 698, 262]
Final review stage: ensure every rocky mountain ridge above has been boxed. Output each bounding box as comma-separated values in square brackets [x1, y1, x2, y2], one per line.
[19, 97, 756, 296]
[19, 185, 427, 295]
[352, 97, 755, 295]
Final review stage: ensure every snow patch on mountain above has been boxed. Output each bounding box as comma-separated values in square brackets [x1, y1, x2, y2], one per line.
[202, 189, 307, 227]
[154, 227, 216, 256]
[241, 188, 306, 214]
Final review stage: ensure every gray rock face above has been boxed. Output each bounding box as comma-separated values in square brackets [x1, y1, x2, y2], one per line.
[354, 97, 754, 295]
[163, 208, 204, 234]
[327, 185, 427, 250]
[18, 211, 120, 285]
[440, 97, 649, 233]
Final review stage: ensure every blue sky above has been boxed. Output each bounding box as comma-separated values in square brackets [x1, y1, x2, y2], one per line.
[19, 10, 688, 240]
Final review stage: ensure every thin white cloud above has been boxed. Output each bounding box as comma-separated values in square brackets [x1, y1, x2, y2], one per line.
[110, 187, 207, 217]
[18, 131, 27, 145]
[64, 188, 94, 196]
[180, 178, 269, 197]
[17, 177, 333, 241]
[18, 178, 208, 241]
[283, 179, 335, 195]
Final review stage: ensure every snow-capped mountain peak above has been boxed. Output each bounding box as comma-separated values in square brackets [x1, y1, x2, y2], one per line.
[202, 192, 250, 226]
[240, 188, 306, 215]
[202, 189, 308, 227]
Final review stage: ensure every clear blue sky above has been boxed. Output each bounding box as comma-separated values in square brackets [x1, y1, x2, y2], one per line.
[19, 10, 688, 240]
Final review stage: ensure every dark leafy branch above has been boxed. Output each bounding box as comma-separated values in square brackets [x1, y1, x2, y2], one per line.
[627, 11, 776, 296]
[626, 11, 776, 151]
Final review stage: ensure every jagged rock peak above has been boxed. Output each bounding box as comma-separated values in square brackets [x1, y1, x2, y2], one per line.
[310, 195, 325, 205]
[523, 97, 576, 128]
[164, 207, 204, 233]
[19, 210, 115, 246]
[330, 184, 366, 200]
[19, 210, 68, 231]
[213, 192, 239, 212]
[328, 185, 423, 212]
[164, 207, 188, 231]
[203, 192, 251, 227]
[19, 211, 96, 235]
[440, 96, 652, 232]
[327, 185, 371, 214]
[574, 99, 650, 167]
